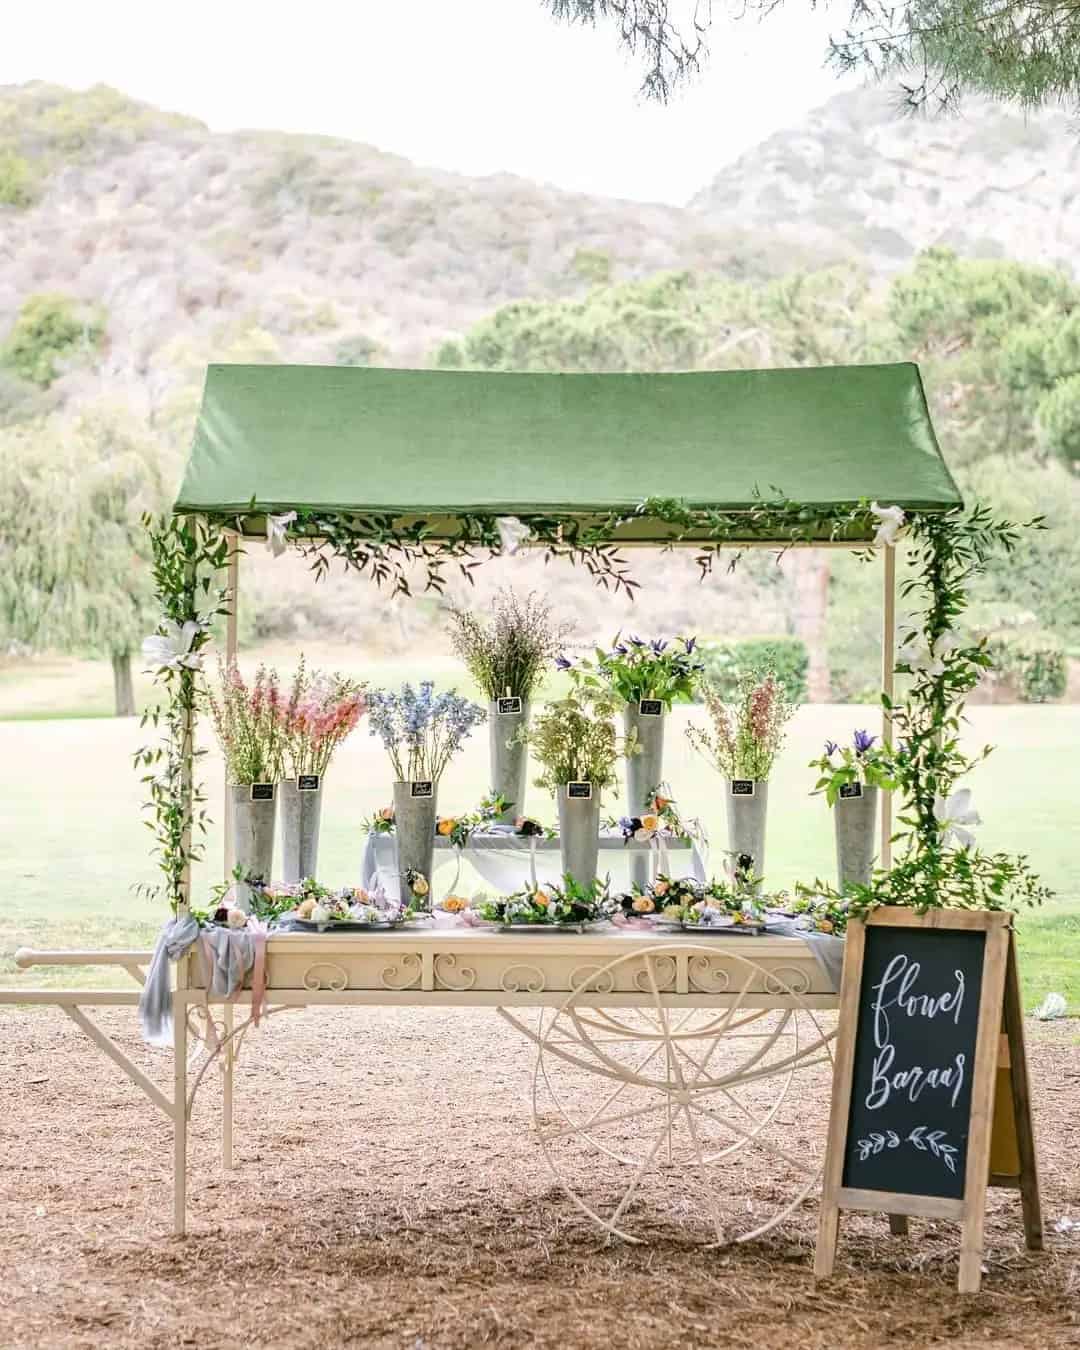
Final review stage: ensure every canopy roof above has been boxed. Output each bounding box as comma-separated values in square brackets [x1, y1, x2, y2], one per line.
[174, 363, 961, 542]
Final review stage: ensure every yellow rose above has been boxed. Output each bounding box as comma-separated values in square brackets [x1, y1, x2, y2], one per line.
[442, 895, 467, 913]
[640, 814, 659, 832]
[817, 918, 834, 934]
[437, 818, 456, 836]
[297, 898, 316, 919]
[534, 893, 550, 909]
[412, 876, 429, 897]
[632, 896, 655, 914]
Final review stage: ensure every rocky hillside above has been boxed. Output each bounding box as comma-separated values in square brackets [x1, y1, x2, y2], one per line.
[0, 81, 807, 396]
[690, 86, 1080, 276]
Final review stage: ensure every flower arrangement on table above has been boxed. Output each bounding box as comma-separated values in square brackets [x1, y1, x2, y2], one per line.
[618, 874, 768, 927]
[363, 793, 549, 842]
[781, 886, 853, 935]
[205, 658, 285, 784]
[614, 787, 702, 845]
[560, 634, 704, 708]
[809, 730, 895, 805]
[471, 876, 619, 928]
[686, 666, 795, 780]
[367, 681, 486, 783]
[276, 657, 367, 780]
[447, 588, 572, 702]
[524, 683, 631, 795]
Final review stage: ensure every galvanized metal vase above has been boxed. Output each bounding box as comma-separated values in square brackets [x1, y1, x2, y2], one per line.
[279, 777, 323, 884]
[724, 778, 769, 884]
[834, 783, 879, 890]
[624, 702, 665, 888]
[230, 783, 277, 911]
[393, 779, 438, 909]
[488, 697, 530, 822]
[557, 783, 602, 888]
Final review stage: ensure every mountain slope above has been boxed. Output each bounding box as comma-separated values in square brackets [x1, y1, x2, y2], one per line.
[690, 86, 1080, 276]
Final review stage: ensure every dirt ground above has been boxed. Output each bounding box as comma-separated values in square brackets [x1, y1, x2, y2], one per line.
[0, 1007, 1076, 1350]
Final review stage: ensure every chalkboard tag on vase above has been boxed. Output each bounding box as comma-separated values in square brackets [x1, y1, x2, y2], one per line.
[730, 779, 755, 797]
[838, 781, 863, 800]
[297, 774, 320, 792]
[567, 781, 593, 800]
[496, 696, 523, 716]
[638, 699, 663, 717]
[814, 907, 1042, 1295]
[250, 782, 275, 802]
[410, 780, 434, 799]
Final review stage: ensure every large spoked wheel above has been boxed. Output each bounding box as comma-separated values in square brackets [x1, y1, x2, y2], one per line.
[532, 946, 835, 1245]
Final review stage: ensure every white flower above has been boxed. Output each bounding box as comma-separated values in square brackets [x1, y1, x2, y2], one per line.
[871, 502, 906, 548]
[495, 515, 531, 556]
[1033, 992, 1067, 1021]
[266, 510, 297, 557]
[141, 619, 204, 672]
[934, 788, 982, 849]
[310, 903, 330, 925]
[225, 908, 248, 930]
[897, 629, 960, 678]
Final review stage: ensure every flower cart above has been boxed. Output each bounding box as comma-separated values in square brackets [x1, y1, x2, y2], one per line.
[0, 363, 1046, 1276]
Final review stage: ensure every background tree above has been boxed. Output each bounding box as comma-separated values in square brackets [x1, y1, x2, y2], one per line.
[0, 404, 171, 715]
[544, 0, 1080, 111]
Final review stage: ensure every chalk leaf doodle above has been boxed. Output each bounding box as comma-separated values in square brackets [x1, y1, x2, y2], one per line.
[856, 1126, 959, 1174]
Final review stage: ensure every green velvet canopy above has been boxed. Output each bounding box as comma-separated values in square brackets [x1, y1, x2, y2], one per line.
[174, 362, 962, 541]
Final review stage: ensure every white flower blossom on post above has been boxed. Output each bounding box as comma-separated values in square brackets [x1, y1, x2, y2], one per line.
[141, 619, 205, 672]
[897, 629, 961, 678]
[266, 510, 298, 557]
[870, 502, 906, 548]
[495, 515, 531, 556]
[934, 788, 982, 848]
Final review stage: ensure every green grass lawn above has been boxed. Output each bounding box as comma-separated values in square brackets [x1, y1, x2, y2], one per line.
[0, 684, 1076, 1008]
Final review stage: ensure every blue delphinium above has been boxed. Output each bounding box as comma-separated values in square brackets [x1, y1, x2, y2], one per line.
[368, 680, 485, 782]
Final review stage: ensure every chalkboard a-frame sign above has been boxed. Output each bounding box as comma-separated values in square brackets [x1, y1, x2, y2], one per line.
[814, 908, 1042, 1294]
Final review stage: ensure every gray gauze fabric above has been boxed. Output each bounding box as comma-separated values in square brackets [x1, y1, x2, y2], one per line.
[766, 919, 846, 993]
[138, 915, 200, 1047]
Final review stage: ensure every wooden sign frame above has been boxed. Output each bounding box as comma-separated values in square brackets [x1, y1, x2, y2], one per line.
[815, 907, 1042, 1293]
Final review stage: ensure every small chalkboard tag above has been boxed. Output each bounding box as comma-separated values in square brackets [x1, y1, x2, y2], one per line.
[297, 773, 320, 792]
[638, 698, 663, 717]
[250, 782, 275, 802]
[497, 696, 523, 716]
[838, 781, 863, 800]
[410, 780, 434, 799]
[730, 779, 755, 797]
[567, 781, 593, 800]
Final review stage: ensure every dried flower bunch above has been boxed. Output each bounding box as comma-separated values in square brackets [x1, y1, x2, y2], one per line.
[277, 656, 368, 778]
[367, 681, 486, 783]
[205, 658, 284, 785]
[447, 589, 573, 701]
[686, 667, 795, 781]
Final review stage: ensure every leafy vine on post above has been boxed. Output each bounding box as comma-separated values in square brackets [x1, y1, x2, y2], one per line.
[134, 513, 233, 913]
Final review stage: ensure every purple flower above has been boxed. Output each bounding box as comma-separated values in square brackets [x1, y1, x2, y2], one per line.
[555, 655, 572, 671]
[650, 638, 668, 654]
[853, 729, 877, 755]
[683, 636, 697, 653]
[613, 643, 629, 656]
[824, 740, 839, 757]
[627, 635, 645, 647]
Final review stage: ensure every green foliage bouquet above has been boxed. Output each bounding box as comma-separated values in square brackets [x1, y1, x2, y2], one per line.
[447, 589, 572, 700]
[526, 684, 629, 791]
[686, 668, 795, 781]
[560, 634, 704, 708]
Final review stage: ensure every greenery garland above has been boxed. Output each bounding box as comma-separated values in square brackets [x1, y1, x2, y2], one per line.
[140, 494, 1050, 917]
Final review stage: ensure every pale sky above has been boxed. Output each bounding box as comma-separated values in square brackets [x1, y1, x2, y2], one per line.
[1, 0, 854, 205]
